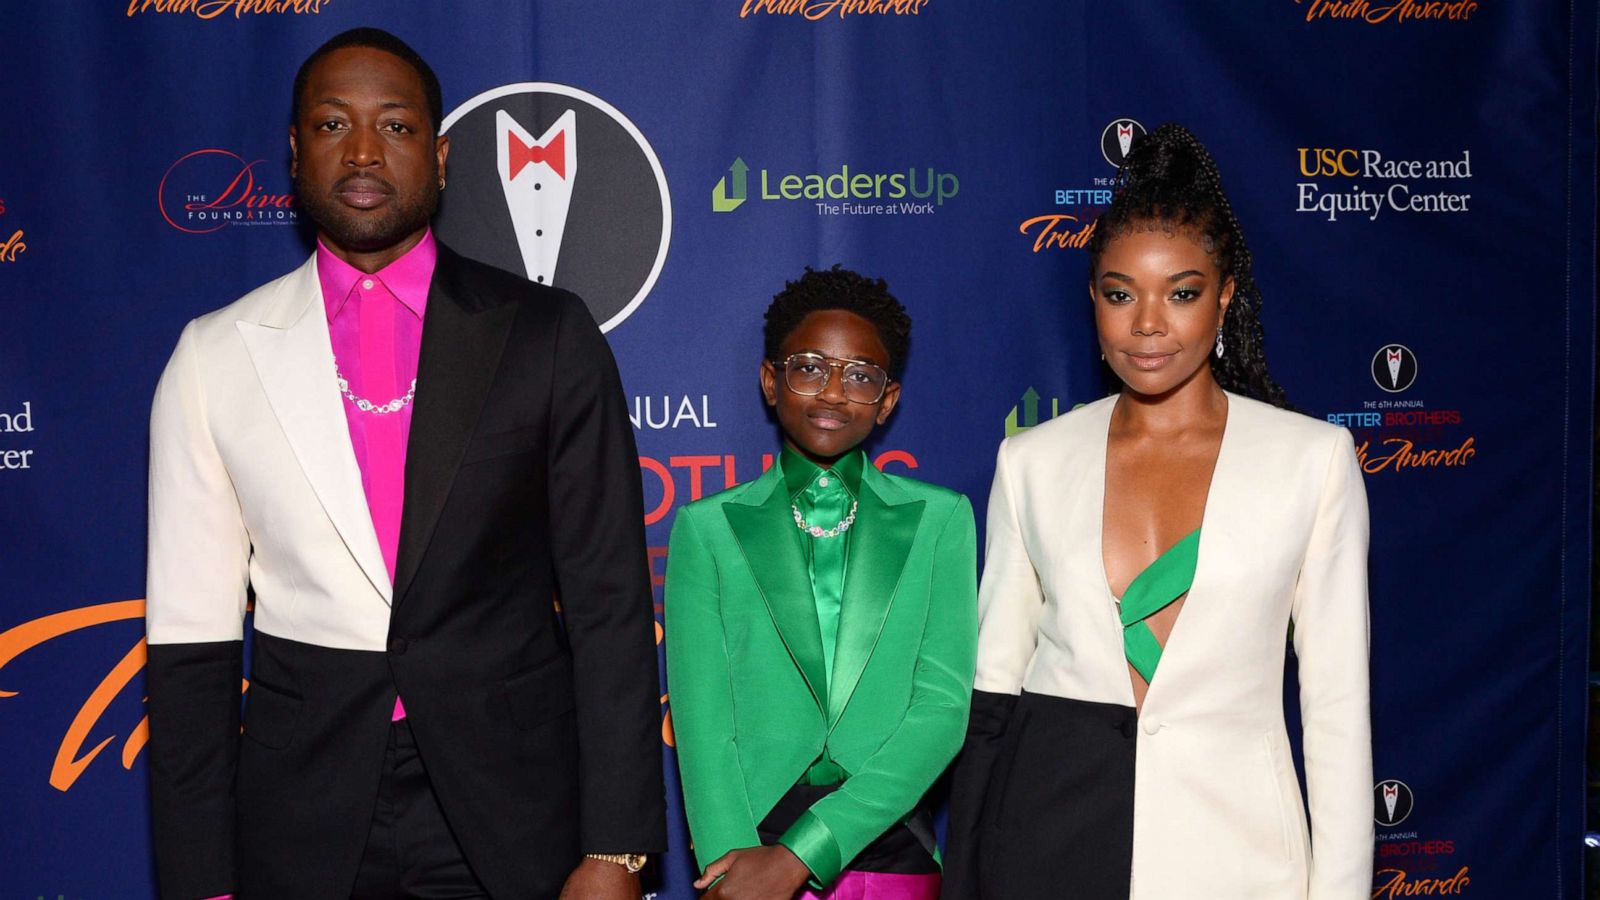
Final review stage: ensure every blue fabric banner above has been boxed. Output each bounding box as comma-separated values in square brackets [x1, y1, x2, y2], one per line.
[0, 2, 1593, 897]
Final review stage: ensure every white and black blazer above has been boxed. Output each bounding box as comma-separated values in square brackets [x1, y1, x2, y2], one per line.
[944, 392, 1372, 900]
[145, 245, 665, 900]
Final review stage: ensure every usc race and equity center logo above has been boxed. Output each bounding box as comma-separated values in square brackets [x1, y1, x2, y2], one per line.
[434, 83, 671, 333]
[1295, 145, 1473, 222]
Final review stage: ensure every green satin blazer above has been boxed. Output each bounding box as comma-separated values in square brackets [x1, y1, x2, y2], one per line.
[664, 458, 977, 886]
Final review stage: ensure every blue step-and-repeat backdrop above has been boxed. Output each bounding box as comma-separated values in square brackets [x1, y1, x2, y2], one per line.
[0, 2, 1595, 898]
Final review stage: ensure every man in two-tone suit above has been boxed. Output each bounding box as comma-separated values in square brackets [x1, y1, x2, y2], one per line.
[145, 28, 663, 900]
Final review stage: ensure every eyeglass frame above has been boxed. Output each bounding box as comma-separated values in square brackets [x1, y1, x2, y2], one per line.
[769, 351, 895, 405]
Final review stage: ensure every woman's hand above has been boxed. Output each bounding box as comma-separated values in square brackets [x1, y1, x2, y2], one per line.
[696, 844, 813, 900]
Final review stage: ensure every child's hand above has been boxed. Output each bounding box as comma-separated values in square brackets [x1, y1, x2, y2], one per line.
[695, 844, 813, 899]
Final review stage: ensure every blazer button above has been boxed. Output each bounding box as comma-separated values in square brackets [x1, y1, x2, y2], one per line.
[1142, 720, 1162, 736]
[1118, 717, 1137, 740]
[389, 637, 410, 655]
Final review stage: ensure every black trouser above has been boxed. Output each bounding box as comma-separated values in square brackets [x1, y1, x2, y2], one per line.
[350, 719, 490, 900]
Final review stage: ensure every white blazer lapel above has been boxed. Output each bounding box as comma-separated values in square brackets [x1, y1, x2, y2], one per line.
[1136, 394, 1243, 715]
[235, 255, 393, 605]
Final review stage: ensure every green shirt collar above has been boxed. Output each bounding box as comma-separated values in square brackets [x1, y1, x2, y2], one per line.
[780, 445, 866, 500]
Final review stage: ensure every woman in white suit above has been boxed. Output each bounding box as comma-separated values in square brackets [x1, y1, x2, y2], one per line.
[942, 125, 1372, 900]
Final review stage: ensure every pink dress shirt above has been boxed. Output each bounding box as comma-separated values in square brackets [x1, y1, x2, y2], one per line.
[205, 235, 437, 900]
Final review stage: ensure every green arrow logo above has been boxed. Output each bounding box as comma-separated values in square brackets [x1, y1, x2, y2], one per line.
[1004, 386, 1065, 437]
[712, 158, 748, 213]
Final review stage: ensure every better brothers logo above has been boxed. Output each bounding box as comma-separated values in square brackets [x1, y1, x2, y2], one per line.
[738, 0, 930, 20]
[713, 158, 957, 217]
[1370, 343, 1418, 393]
[436, 83, 671, 333]
[1375, 779, 1414, 826]
[1371, 779, 1473, 897]
[1326, 344, 1478, 474]
[1296, 0, 1479, 23]
[126, 0, 332, 18]
[1019, 117, 1141, 253]
[0, 194, 25, 262]
[158, 149, 298, 233]
[1295, 147, 1473, 222]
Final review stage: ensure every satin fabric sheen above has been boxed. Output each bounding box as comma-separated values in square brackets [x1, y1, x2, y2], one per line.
[317, 231, 436, 722]
[799, 871, 941, 900]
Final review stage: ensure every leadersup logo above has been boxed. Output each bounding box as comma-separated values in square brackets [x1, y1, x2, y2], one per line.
[712, 158, 958, 217]
[1295, 147, 1472, 221]
[158, 149, 298, 234]
[436, 83, 671, 333]
[1325, 344, 1477, 474]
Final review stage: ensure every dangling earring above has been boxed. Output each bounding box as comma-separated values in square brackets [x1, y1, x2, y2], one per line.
[1213, 327, 1225, 359]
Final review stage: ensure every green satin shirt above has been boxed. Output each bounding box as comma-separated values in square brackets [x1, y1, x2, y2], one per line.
[779, 446, 867, 699]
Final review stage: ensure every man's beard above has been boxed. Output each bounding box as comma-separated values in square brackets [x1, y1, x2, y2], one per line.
[295, 167, 440, 254]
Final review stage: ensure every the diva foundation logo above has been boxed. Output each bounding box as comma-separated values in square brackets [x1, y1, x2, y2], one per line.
[435, 83, 671, 333]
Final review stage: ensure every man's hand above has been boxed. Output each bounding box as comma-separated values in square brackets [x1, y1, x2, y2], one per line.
[558, 856, 641, 900]
[695, 844, 813, 900]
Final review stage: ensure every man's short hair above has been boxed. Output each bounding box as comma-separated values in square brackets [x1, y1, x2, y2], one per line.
[292, 27, 443, 135]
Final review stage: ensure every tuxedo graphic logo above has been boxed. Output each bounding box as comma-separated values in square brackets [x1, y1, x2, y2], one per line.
[1100, 118, 1146, 168]
[437, 83, 672, 332]
[1373, 779, 1414, 827]
[1370, 344, 1418, 393]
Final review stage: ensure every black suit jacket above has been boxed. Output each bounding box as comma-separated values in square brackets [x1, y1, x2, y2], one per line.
[145, 243, 665, 899]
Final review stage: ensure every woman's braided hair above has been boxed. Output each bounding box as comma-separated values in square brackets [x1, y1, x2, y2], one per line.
[1085, 124, 1290, 408]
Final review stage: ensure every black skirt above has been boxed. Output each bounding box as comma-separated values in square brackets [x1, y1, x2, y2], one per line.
[942, 690, 1137, 900]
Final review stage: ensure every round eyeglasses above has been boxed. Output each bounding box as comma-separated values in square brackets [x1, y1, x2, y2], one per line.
[772, 352, 893, 404]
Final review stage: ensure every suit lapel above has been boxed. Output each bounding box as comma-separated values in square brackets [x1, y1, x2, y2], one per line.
[393, 247, 517, 606]
[723, 467, 829, 715]
[827, 466, 923, 727]
[236, 256, 392, 604]
[1138, 394, 1241, 716]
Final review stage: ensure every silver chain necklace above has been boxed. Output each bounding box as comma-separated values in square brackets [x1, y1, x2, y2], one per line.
[792, 499, 858, 539]
[334, 360, 417, 415]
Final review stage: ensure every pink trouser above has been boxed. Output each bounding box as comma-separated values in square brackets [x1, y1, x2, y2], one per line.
[799, 871, 941, 900]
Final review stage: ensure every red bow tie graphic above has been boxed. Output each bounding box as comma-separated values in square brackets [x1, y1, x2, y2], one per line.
[508, 129, 566, 181]
[1388, 349, 1402, 362]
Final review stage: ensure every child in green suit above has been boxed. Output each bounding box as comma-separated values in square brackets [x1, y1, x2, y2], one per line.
[665, 266, 977, 900]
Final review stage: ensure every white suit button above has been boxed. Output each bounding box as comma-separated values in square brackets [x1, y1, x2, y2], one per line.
[1142, 721, 1162, 735]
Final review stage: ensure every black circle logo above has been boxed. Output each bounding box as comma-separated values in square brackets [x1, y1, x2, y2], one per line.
[1374, 780, 1414, 827]
[1101, 119, 1147, 169]
[435, 83, 671, 332]
[1371, 344, 1419, 393]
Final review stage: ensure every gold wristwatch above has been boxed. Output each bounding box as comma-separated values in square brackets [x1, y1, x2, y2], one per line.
[586, 852, 647, 874]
